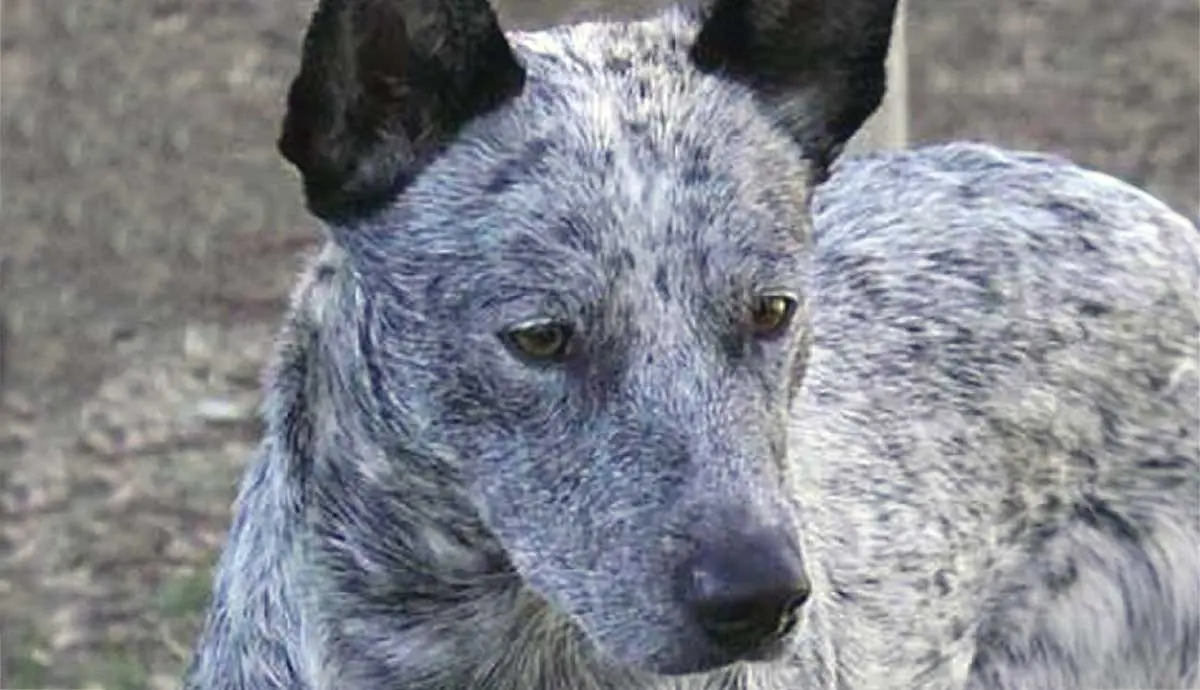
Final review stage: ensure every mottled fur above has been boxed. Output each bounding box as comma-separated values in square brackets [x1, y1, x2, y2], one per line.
[184, 1, 1200, 688]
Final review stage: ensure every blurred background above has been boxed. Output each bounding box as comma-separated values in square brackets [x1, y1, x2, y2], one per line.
[0, 0, 1197, 687]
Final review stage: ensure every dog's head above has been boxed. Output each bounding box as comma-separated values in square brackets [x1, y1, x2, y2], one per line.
[281, 0, 896, 676]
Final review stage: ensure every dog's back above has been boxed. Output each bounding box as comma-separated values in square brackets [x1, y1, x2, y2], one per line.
[795, 143, 1200, 689]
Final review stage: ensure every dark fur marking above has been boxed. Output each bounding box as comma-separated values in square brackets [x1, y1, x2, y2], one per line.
[1076, 300, 1112, 317]
[932, 569, 952, 597]
[605, 56, 633, 74]
[1041, 199, 1103, 227]
[1042, 558, 1080, 595]
[485, 138, 554, 194]
[1074, 495, 1143, 546]
[654, 264, 671, 300]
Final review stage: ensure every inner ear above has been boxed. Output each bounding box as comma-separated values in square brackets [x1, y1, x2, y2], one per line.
[279, 0, 527, 223]
[690, 0, 899, 173]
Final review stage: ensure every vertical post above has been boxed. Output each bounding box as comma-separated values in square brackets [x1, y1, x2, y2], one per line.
[844, 0, 909, 154]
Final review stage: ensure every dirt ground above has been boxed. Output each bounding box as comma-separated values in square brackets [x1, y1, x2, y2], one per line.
[0, 0, 1196, 687]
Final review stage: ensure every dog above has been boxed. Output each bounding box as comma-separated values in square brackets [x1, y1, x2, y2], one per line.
[183, 1, 1200, 688]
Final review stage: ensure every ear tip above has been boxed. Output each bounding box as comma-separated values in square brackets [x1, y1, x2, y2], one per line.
[691, 0, 900, 165]
[277, 0, 525, 224]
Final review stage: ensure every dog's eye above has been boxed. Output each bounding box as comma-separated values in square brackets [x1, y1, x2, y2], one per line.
[502, 321, 574, 363]
[747, 294, 798, 339]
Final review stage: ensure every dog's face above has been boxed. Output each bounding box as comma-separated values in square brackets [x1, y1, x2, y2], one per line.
[348, 18, 816, 673]
[280, 0, 895, 676]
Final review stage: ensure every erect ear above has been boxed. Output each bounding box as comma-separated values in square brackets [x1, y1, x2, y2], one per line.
[690, 0, 899, 175]
[278, 0, 527, 223]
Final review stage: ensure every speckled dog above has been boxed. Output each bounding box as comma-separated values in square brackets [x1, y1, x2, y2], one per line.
[182, 1, 1200, 688]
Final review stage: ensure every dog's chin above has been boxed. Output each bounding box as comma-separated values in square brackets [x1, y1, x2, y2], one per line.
[580, 630, 727, 678]
[648, 652, 742, 677]
[608, 638, 792, 679]
[618, 631, 795, 678]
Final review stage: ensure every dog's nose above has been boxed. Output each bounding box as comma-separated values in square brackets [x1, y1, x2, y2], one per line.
[681, 532, 811, 657]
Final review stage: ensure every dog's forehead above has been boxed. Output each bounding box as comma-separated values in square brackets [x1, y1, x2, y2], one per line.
[386, 13, 814, 285]
[504, 15, 815, 202]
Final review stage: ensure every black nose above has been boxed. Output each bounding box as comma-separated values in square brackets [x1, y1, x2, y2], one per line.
[681, 532, 811, 657]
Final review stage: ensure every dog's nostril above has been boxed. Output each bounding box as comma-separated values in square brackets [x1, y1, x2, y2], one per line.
[690, 577, 810, 649]
[682, 536, 811, 657]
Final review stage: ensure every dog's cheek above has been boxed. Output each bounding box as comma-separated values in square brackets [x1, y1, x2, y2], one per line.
[435, 356, 560, 430]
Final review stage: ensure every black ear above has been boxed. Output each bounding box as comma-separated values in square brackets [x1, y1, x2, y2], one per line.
[279, 0, 527, 222]
[690, 0, 899, 174]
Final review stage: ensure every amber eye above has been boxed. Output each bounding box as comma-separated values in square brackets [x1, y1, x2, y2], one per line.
[748, 294, 798, 338]
[502, 320, 574, 363]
